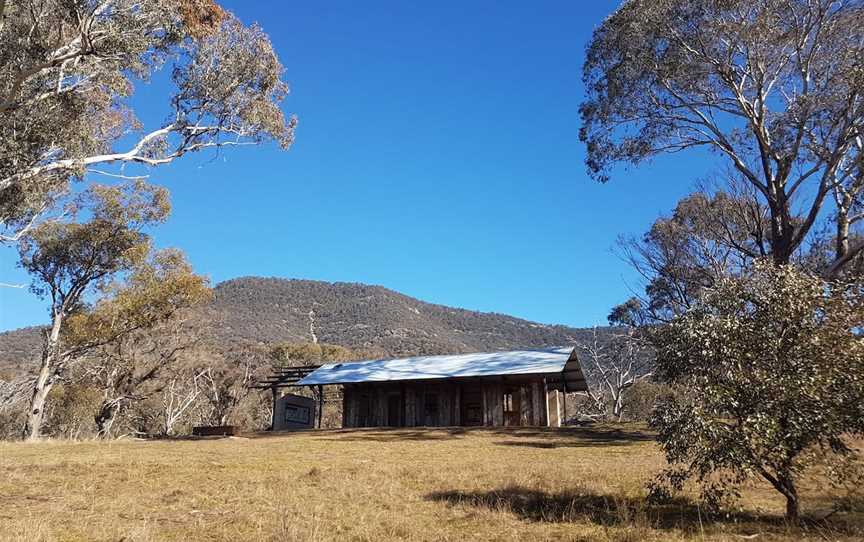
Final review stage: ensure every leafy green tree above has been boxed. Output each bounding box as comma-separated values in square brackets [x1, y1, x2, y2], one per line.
[76, 249, 212, 437]
[18, 181, 172, 439]
[581, 0, 864, 273]
[619, 184, 778, 320]
[649, 262, 864, 521]
[0, 0, 295, 241]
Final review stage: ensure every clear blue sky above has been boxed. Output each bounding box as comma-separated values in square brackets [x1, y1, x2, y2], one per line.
[0, 1, 714, 332]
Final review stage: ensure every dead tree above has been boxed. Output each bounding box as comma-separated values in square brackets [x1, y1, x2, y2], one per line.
[576, 326, 654, 421]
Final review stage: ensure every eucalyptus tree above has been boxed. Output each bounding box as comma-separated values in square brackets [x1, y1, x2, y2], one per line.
[580, 0, 864, 274]
[18, 181, 179, 440]
[195, 346, 266, 428]
[80, 249, 211, 438]
[619, 184, 777, 320]
[0, 0, 296, 241]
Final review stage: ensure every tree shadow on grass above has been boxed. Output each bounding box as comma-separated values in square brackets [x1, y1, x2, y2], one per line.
[428, 485, 702, 528]
[426, 485, 862, 537]
[496, 427, 654, 449]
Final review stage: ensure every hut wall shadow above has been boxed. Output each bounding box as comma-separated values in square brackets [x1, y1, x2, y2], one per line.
[302, 425, 655, 444]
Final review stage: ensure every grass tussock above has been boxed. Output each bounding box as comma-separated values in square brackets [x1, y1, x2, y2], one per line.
[0, 425, 860, 541]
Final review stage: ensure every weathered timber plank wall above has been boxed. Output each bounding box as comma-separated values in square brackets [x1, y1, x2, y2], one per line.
[340, 377, 557, 428]
[404, 385, 416, 427]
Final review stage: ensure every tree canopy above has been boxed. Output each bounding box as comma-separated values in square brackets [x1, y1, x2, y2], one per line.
[0, 0, 296, 241]
[649, 262, 864, 520]
[581, 0, 864, 271]
[619, 184, 780, 320]
[16, 181, 206, 439]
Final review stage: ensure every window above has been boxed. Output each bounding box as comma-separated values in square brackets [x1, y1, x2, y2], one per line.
[284, 404, 311, 425]
[503, 392, 515, 413]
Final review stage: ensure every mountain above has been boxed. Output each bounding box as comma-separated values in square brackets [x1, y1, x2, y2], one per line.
[0, 326, 44, 376]
[0, 277, 602, 372]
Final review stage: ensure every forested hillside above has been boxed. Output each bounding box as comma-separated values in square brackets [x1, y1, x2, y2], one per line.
[0, 277, 601, 372]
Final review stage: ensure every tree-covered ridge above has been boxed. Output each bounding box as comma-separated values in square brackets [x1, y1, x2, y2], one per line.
[0, 276, 608, 371]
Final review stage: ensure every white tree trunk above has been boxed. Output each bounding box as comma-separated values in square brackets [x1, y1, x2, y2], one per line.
[95, 399, 122, 438]
[612, 392, 624, 421]
[23, 315, 63, 440]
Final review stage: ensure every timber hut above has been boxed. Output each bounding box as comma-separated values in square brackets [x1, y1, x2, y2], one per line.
[292, 347, 587, 428]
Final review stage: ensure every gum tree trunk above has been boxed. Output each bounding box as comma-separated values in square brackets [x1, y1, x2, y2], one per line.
[612, 392, 624, 421]
[761, 466, 801, 523]
[23, 361, 54, 440]
[837, 212, 850, 262]
[22, 315, 63, 440]
[94, 399, 122, 438]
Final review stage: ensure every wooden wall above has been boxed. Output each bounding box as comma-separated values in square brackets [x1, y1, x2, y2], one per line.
[342, 377, 557, 428]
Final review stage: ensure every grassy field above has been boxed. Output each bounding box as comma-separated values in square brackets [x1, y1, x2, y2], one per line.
[0, 425, 860, 542]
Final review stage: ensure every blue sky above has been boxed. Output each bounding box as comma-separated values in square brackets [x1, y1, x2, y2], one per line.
[0, 1, 714, 332]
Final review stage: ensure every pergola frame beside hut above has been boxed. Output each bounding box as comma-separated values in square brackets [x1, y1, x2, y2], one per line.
[257, 347, 587, 429]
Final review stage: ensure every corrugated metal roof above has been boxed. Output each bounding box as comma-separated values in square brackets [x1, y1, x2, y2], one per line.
[296, 347, 580, 386]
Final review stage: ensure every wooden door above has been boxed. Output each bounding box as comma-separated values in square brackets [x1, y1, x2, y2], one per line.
[387, 393, 401, 427]
[423, 392, 439, 426]
[460, 385, 483, 426]
[503, 387, 522, 426]
[357, 393, 371, 427]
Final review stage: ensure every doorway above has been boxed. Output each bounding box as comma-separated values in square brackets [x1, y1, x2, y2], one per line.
[423, 392, 439, 426]
[460, 385, 483, 426]
[357, 393, 371, 427]
[386, 393, 401, 427]
[503, 387, 522, 426]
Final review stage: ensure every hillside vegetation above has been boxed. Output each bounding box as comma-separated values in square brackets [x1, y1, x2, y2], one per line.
[1, 426, 860, 542]
[0, 277, 603, 372]
[205, 277, 596, 353]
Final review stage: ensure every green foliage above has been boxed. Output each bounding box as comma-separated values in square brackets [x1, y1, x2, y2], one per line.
[74, 250, 211, 438]
[580, 0, 864, 183]
[619, 188, 775, 321]
[649, 262, 864, 519]
[620, 381, 670, 422]
[607, 298, 645, 327]
[580, 0, 864, 270]
[43, 383, 101, 439]
[16, 180, 210, 439]
[19, 181, 170, 309]
[66, 248, 212, 348]
[0, 0, 295, 239]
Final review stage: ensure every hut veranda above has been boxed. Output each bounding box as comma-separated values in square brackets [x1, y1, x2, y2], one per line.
[257, 347, 587, 429]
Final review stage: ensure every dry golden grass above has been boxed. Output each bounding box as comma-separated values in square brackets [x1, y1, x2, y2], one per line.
[0, 425, 860, 541]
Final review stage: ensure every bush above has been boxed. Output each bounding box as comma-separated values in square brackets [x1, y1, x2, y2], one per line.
[43, 384, 101, 439]
[621, 381, 670, 421]
[649, 263, 864, 520]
